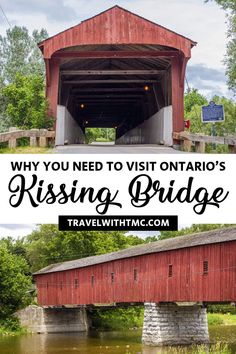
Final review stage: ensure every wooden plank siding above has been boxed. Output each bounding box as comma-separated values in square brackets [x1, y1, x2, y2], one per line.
[39, 6, 195, 59]
[39, 6, 196, 130]
[35, 241, 236, 306]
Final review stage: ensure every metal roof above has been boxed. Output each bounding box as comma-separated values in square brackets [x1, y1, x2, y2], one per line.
[34, 227, 236, 276]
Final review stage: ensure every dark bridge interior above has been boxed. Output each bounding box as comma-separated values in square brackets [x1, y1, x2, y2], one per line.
[58, 45, 173, 140]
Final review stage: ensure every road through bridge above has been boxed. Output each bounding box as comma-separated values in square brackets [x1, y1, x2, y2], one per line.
[54, 143, 184, 154]
[33, 227, 236, 346]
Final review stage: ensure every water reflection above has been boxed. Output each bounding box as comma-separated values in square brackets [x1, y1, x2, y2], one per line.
[0, 326, 235, 354]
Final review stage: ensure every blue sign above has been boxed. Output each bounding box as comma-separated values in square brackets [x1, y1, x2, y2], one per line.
[201, 101, 225, 123]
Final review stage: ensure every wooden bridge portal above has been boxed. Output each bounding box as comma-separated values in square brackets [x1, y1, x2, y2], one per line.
[38, 6, 196, 147]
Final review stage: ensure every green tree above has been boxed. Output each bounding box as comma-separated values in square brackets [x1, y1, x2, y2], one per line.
[184, 89, 209, 134]
[184, 88, 208, 115]
[0, 26, 48, 83]
[85, 128, 100, 143]
[184, 89, 236, 137]
[0, 237, 28, 260]
[0, 26, 49, 130]
[211, 95, 236, 135]
[0, 77, 9, 132]
[207, 0, 236, 93]
[29, 29, 49, 76]
[2, 73, 52, 129]
[25, 225, 145, 272]
[159, 224, 234, 240]
[145, 236, 159, 243]
[85, 128, 116, 143]
[100, 128, 116, 141]
[0, 244, 31, 318]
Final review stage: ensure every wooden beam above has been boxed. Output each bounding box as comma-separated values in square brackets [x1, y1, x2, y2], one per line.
[62, 80, 158, 84]
[61, 70, 164, 76]
[77, 101, 138, 105]
[77, 98, 140, 101]
[173, 132, 225, 144]
[75, 95, 143, 99]
[75, 93, 143, 97]
[72, 88, 147, 93]
[45, 59, 50, 87]
[172, 131, 236, 153]
[54, 50, 178, 59]
[46, 58, 60, 122]
[76, 99, 141, 101]
[180, 57, 189, 89]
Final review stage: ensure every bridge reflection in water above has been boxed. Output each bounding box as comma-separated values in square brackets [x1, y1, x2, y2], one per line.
[0, 327, 236, 354]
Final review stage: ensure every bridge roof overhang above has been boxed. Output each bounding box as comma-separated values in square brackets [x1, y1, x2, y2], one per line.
[38, 6, 196, 59]
[34, 227, 236, 276]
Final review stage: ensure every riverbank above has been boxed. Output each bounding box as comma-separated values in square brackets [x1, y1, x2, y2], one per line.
[90, 306, 236, 331]
[1, 311, 236, 337]
[208, 313, 236, 326]
[90, 307, 144, 330]
[0, 325, 28, 336]
[0, 327, 28, 336]
[0, 327, 235, 354]
[0, 317, 28, 336]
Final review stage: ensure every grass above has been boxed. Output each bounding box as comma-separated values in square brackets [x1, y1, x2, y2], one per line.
[91, 309, 236, 331]
[196, 343, 230, 354]
[0, 326, 28, 336]
[208, 313, 236, 326]
[0, 146, 53, 154]
[90, 307, 144, 330]
[95, 137, 111, 143]
[0, 317, 29, 336]
[170, 343, 231, 354]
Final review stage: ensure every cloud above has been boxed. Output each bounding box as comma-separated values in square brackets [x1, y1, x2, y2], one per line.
[1, 0, 77, 22]
[0, 224, 37, 238]
[187, 65, 226, 83]
[187, 64, 231, 98]
[0, 225, 191, 240]
[127, 231, 160, 238]
[128, 224, 191, 238]
[0, 224, 34, 230]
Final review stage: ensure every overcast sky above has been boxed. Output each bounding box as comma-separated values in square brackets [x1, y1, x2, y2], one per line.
[0, 0, 232, 98]
[0, 224, 161, 238]
[0, 224, 160, 239]
[0, 224, 37, 238]
[0, 225, 192, 239]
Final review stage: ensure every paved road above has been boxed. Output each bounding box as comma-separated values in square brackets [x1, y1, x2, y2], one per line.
[54, 143, 184, 154]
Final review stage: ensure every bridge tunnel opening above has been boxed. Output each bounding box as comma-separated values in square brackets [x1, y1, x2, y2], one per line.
[55, 45, 174, 146]
[85, 127, 116, 144]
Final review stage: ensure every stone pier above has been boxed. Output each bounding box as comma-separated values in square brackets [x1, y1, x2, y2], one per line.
[142, 303, 209, 346]
[17, 305, 88, 333]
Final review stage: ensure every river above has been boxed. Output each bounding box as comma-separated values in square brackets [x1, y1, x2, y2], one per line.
[0, 326, 236, 354]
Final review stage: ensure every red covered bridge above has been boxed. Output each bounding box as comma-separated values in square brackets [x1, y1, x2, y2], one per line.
[34, 227, 236, 306]
[38, 6, 196, 147]
[33, 227, 236, 346]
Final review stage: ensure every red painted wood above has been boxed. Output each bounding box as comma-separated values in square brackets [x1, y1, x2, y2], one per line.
[39, 6, 195, 128]
[35, 241, 236, 306]
[39, 7, 194, 59]
[171, 56, 185, 133]
[52, 51, 179, 59]
[46, 58, 60, 121]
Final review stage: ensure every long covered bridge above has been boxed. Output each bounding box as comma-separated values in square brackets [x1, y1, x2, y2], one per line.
[33, 227, 236, 346]
[38, 6, 196, 147]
